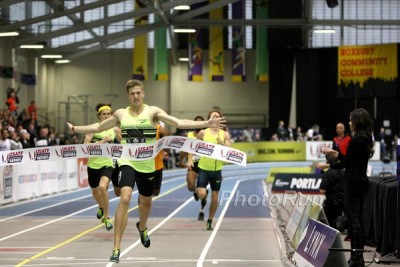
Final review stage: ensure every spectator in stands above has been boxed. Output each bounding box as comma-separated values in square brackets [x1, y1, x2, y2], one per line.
[242, 126, 254, 142]
[378, 127, 391, 160]
[287, 123, 295, 141]
[307, 124, 323, 141]
[19, 129, 32, 148]
[27, 100, 38, 121]
[333, 122, 351, 156]
[27, 122, 38, 145]
[316, 108, 374, 267]
[295, 126, 305, 141]
[6, 91, 18, 116]
[270, 133, 279, 141]
[276, 120, 288, 141]
[0, 128, 22, 151]
[34, 125, 55, 147]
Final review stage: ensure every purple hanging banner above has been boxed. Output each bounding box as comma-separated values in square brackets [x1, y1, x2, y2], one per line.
[188, 29, 203, 81]
[231, 1, 246, 82]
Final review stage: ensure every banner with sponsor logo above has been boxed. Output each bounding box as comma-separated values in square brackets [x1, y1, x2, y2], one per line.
[0, 136, 247, 167]
[306, 141, 332, 161]
[267, 166, 313, 183]
[338, 44, 398, 98]
[39, 159, 60, 195]
[286, 194, 308, 242]
[293, 219, 346, 267]
[272, 173, 323, 194]
[0, 165, 13, 205]
[78, 158, 89, 187]
[14, 161, 39, 200]
[233, 141, 305, 162]
[292, 198, 322, 249]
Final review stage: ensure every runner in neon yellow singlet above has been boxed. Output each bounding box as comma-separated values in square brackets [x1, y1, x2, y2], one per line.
[67, 79, 226, 263]
[84, 103, 121, 231]
[196, 110, 231, 230]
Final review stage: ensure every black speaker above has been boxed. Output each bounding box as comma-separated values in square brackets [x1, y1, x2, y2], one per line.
[326, 0, 339, 8]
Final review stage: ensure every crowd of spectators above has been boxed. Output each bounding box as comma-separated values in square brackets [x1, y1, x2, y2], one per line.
[0, 88, 79, 151]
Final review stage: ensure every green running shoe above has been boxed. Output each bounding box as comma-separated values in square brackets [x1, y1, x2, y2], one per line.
[103, 218, 113, 231]
[136, 221, 150, 248]
[109, 248, 120, 263]
[96, 208, 104, 220]
[206, 219, 213, 231]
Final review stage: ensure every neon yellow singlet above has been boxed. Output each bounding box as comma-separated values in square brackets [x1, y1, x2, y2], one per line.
[198, 128, 224, 171]
[87, 128, 115, 169]
[118, 105, 157, 173]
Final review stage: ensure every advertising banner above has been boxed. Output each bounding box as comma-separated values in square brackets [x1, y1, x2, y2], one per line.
[0, 165, 13, 205]
[293, 219, 342, 267]
[338, 44, 398, 98]
[232, 141, 305, 163]
[38, 161, 59, 195]
[14, 162, 39, 200]
[267, 166, 313, 183]
[272, 173, 323, 194]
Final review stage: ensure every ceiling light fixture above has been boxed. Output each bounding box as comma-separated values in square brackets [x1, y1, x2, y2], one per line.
[55, 59, 71, 64]
[174, 29, 196, 33]
[179, 57, 189, 62]
[0, 32, 19, 37]
[41, 55, 63, 59]
[20, 44, 44, 49]
[174, 5, 190, 10]
[314, 29, 336, 34]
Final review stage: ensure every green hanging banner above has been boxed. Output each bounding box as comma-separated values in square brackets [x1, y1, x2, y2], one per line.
[154, 1, 169, 81]
[255, 1, 269, 82]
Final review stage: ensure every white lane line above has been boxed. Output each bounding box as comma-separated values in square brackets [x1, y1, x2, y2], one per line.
[0, 177, 184, 222]
[197, 180, 241, 267]
[0, 191, 137, 243]
[0, 187, 89, 210]
[0, 194, 95, 222]
[106, 192, 194, 267]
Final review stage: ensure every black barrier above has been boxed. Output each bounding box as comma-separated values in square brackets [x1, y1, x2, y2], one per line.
[375, 142, 400, 264]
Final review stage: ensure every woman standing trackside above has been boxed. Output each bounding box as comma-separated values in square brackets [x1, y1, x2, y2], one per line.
[316, 108, 374, 267]
[66, 79, 226, 263]
[196, 110, 231, 230]
[84, 103, 121, 231]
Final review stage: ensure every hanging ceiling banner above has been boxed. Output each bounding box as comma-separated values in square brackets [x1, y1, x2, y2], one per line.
[337, 44, 398, 98]
[209, 0, 224, 81]
[231, 1, 246, 82]
[132, 0, 148, 80]
[255, 1, 269, 82]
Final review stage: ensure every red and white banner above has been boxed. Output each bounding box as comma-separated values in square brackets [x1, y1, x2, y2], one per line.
[0, 136, 247, 167]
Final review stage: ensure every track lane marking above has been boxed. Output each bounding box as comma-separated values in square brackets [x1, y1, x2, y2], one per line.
[197, 180, 241, 267]
[15, 182, 186, 266]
